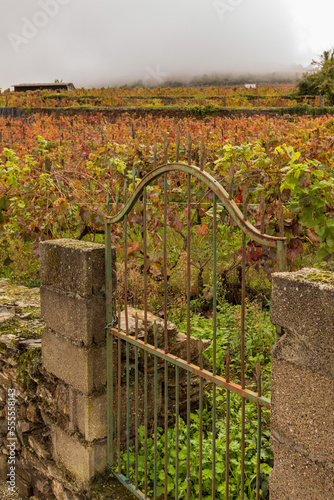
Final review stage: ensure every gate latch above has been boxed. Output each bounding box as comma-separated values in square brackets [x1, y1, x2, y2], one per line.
[105, 317, 117, 330]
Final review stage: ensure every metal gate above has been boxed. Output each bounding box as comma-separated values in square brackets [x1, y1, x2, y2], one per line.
[105, 159, 286, 500]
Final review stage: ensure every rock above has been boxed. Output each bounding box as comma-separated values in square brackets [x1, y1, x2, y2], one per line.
[15, 474, 34, 498]
[0, 307, 15, 324]
[31, 472, 54, 499]
[14, 302, 31, 308]
[47, 464, 82, 494]
[26, 402, 41, 423]
[169, 332, 211, 363]
[21, 422, 30, 433]
[19, 338, 42, 349]
[0, 453, 8, 480]
[2, 366, 18, 381]
[0, 388, 6, 403]
[22, 448, 52, 480]
[0, 334, 18, 350]
[18, 312, 33, 319]
[28, 434, 51, 461]
[52, 479, 73, 500]
[0, 419, 7, 437]
[119, 307, 178, 347]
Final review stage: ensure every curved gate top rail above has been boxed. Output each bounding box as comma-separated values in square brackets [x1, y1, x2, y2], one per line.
[106, 162, 286, 253]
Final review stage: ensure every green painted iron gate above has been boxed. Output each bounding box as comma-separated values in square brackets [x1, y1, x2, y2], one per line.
[105, 160, 286, 500]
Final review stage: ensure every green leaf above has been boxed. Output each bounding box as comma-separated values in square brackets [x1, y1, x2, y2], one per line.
[0, 196, 8, 210]
[260, 463, 273, 475]
[317, 245, 331, 260]
[326, 236, 334, 249]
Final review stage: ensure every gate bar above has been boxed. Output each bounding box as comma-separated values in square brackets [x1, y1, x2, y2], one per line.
[105, 219, 114, 467]
[110, 328, 270, 409]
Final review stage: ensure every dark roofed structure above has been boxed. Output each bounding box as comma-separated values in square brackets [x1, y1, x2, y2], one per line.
[13, 83, 75, 92]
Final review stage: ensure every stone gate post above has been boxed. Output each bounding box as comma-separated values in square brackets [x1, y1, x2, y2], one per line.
[270, 268, 334, 499]
[40, 239, 115, 485]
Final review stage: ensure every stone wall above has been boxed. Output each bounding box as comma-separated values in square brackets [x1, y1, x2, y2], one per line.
[270, 268, 334, 500]
[0, 334, 89, 499]
[0, 239, 116, 499]
[0, 239, 210, 499]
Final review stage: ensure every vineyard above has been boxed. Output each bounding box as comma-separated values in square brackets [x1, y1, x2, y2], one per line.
[0, 110, 334, 287]
[0, 92, 333, 499]
[0, 84, 330, 110]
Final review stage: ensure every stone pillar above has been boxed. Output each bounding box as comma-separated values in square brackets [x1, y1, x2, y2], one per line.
[40, 239, 115, 485]
[270, 268, 334, 500]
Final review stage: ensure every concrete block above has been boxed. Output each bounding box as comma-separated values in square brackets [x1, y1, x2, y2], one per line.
[65, 388, 107, 442]
[40, 286, 106, 346]
[271, 359, 334, 464]
[270, 438, 334, 500]
[42, 328, 106, 395]
[271, 268, 334, 378]
[52, 427, 107, 484]
[271, 268, 334, 336]
[40, 239, 116, 298]
[56, 372, 159, 443]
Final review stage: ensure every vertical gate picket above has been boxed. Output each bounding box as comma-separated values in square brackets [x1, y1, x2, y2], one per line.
[212, 194, 218, 499]
[240, 185, 248, 499]
[154, 324, 158, 500]
[164, 171, 169, 500]
[117, 303, 121, 474]
[225, 349, 231, 500]
[186, 172, 191, 500]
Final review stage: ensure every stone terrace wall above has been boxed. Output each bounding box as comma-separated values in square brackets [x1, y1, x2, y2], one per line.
[270, 268, 334, 500]
[0, 277, 90, 499]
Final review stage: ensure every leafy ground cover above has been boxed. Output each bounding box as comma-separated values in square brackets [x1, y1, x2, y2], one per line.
[121, 300, 274, 499]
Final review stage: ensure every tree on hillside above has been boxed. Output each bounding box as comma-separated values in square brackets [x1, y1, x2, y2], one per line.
[296, 49, 334, 100]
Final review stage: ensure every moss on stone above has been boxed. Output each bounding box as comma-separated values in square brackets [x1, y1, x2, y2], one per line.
[16, 347, 41, 390]
[294, 270, 334, 286]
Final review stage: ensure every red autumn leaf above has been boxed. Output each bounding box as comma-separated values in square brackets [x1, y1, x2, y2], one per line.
[299, 178, 311, 189]
[169, 212, 184, 233]
[79, 207, 91, 223]
[127, 241, 141, 256]
[287, 237, 304, 260]
[291, 222, 302, 236]
[246, 246, 263, 263]
[196, 223, 209, 237]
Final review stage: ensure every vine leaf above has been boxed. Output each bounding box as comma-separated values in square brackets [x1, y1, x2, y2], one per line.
[196, 223, 209, 237]
[287, 237, 304, 260]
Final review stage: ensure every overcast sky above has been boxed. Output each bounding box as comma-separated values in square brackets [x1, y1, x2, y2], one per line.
[1, 0, 334, 89]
